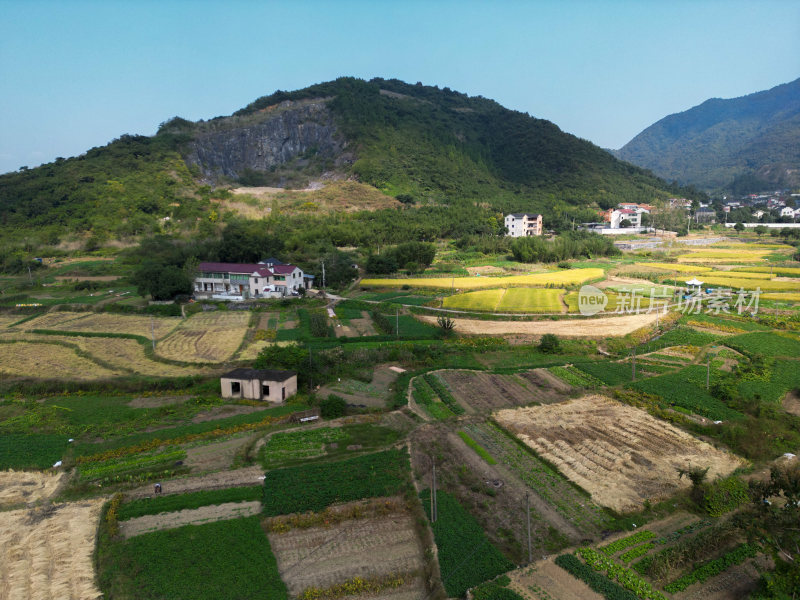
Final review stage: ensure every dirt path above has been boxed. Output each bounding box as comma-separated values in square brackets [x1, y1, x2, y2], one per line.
[125, 466, 265, 500]
[119, 501, 262, 538]
[418, 311, 660, 337]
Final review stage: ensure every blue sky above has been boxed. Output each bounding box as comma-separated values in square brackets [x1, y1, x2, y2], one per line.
[1, 0, 798, 174]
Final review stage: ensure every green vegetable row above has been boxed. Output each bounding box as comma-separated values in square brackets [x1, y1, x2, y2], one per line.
[118, 486, 263, 520]
[600, 530, 656, 556]
[578, 547, 667, 600]
[664, 543, 759, 593]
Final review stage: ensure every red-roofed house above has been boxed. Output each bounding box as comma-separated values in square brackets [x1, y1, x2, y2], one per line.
[194, 260, 310, 299]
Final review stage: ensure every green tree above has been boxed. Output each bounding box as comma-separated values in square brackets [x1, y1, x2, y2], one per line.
[734, 222, 745, 234]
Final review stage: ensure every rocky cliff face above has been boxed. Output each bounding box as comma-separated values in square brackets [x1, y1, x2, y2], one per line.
[185, 99, 347, 180]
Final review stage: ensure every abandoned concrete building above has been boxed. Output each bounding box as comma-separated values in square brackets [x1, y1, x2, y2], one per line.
[220, 368, 298, 403]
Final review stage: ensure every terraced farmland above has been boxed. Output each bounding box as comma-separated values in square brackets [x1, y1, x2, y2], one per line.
[156, 311, 250, 362]
[0, 341, 120, 379]
[23, 311, 182, 338]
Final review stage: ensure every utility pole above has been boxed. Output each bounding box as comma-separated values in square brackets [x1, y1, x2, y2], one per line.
[526, 492, 532, 563]
[431, 458, 438, 523]
[706, 355, 710, 390]
[308, 347, 313, 390]
[150, 317, 156, 351]
[321, 261, 326, 289]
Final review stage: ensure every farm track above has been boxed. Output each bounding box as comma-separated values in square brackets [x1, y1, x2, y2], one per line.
[119, 500, 262, 538]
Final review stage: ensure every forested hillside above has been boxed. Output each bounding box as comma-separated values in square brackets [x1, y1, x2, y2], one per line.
[0, 77, 697, 249]
[615, 78, 800, 193]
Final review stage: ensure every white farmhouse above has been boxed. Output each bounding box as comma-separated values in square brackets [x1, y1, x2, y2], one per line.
[194, 260, 311, 300]
[504, 213, 543, 237]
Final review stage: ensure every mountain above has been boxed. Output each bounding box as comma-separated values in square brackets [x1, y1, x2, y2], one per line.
[615, 78, 800, 193]
[0, 77, 692, 244]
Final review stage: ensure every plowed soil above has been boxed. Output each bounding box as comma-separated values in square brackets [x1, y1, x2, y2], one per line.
[437, 369, 570, 413]
[495, 396, 744, 512]
[268, 502, 425, 597]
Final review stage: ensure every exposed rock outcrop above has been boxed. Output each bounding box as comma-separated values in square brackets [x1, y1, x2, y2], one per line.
[185, 99, 346, 180]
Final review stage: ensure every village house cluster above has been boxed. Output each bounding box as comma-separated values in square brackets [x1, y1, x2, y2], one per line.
[504, 213, 543, 237]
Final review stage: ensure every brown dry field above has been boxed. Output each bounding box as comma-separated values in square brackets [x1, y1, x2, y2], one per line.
[437, 369, 571, 413]
[0, 498, 105, 600]
[238, 339, 295, 360]
[0, 471, 65, 506]
[21, 311, 182, 339]
[119, 501, 262, 538]
[782, 390, 800, 417]
[17, 333, 208, 377]
[318, 364, 400, 408]
[0, 341, 120, 379]
[267, 500, 425, 598]
[184, 436, 250, 472]
[155, 311, 250, 362]
[418, 311, 660, 337]
[0, 314, 23, 328]
[495, 396, 744, 512]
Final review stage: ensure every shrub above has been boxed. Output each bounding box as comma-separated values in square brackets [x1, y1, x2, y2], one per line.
[539, 333, 561, 353]
[320, 395, 347, 418]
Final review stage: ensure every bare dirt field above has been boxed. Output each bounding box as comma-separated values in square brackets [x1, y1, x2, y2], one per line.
[267, 499, 425, 598]
[0, 498, 105, 600]
[438, 369, 571, 413]
[125, 466, 265, 500]
[782, 390, 800, 417]
[191, 404, 263, 423]
[418, 311, 660, 337]
[495, 396, 744, 512]
[184, 437, 249, 472]
[0, 471, 65, 506]
[119, 501, 261, 538]
[509, 558, 603, 600]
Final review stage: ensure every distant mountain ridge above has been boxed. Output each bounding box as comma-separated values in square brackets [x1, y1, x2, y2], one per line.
[615, 78, 800, 193]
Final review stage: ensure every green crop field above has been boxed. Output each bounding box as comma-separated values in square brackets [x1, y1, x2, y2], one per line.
[98, 516, 287, 599]
[0, 433, 69, 469]
[724, 332, 800, 357]
[629, 366, 744, 421]
[574, 360, 638, 386]
[421, 489, 514, 597]
[262, 449, 411, 515]
[258, 424, 401, 468]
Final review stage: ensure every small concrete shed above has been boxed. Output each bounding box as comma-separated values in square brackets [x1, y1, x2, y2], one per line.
[220, 368, 297, 403]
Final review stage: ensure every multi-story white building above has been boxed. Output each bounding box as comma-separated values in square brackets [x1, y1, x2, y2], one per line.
[504, 213, 543, 237]
[194, 260, 311, 300]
